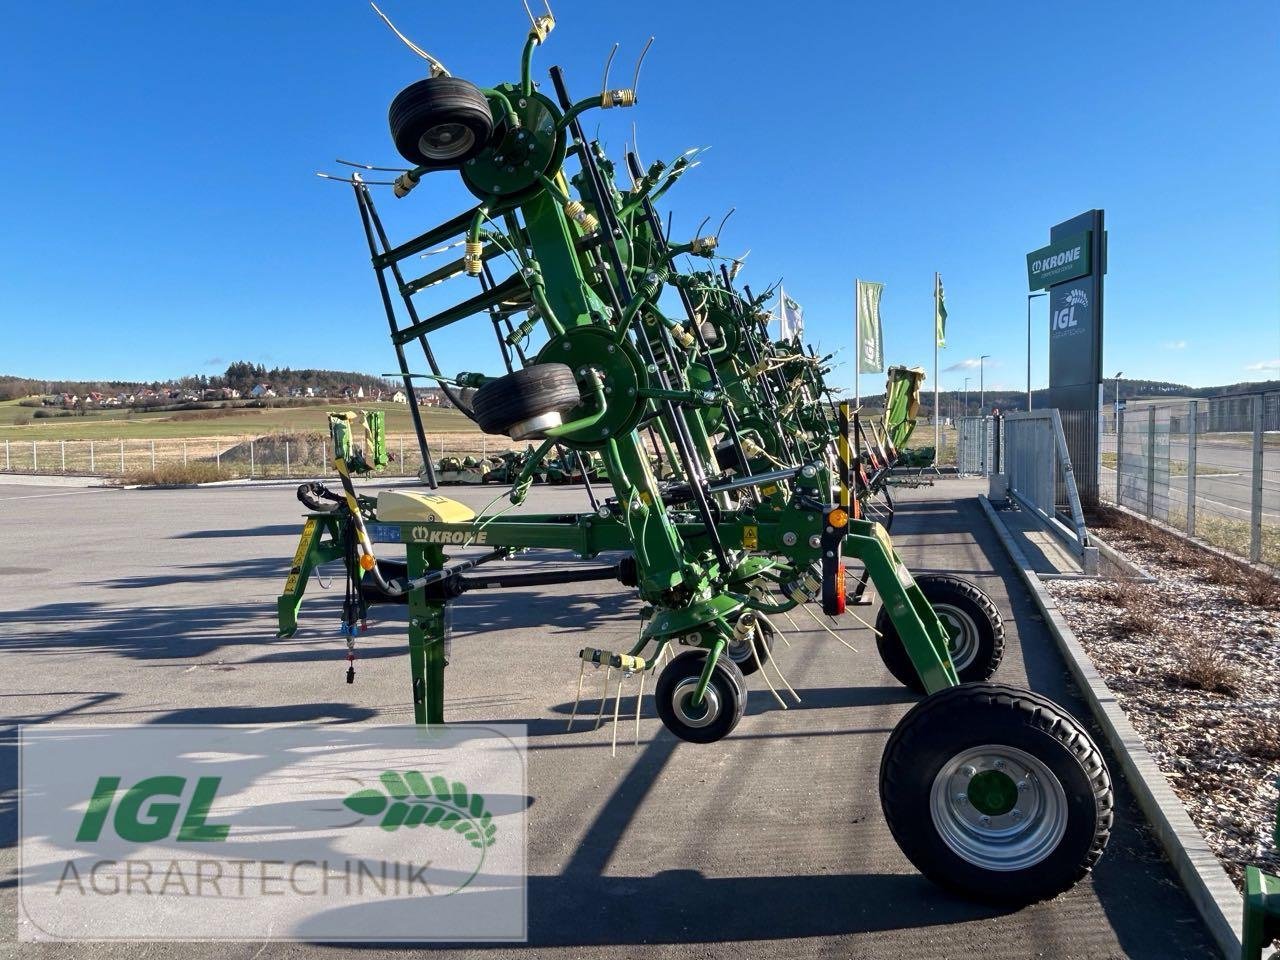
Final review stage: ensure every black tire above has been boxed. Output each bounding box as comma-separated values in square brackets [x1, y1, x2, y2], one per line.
[389, 76, 494, 167]
[724, 616, 772, 677]
[880, 682, 1113, 905]
[876, 574, 1004, 694]
[471, 364, 582, 439]
[655, 650, 747, 744]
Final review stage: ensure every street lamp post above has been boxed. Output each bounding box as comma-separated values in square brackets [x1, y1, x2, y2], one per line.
[979, 354, 991, 415]
[1027, 292, 1047, 411]
[963, 376, 971, 418]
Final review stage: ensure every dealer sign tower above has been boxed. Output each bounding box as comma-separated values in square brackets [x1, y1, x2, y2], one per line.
[1027, 209, 1106, 505]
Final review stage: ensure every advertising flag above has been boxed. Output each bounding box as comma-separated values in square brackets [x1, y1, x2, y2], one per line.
[936, 275, 947, 348]
[856, 280, 884, 374]
[778, 285, 804, 341]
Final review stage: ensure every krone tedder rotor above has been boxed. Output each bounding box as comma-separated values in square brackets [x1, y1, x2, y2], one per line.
[279, 5, 1113, 905]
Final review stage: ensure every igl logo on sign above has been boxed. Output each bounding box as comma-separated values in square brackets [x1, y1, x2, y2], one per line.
[1052, 289, 1089, 332]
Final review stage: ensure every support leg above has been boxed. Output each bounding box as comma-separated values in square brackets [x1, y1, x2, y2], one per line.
[406, 544, 447, 725]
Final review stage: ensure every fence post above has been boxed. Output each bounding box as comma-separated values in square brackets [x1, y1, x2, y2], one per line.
[61, 440, 66, 473]
[32, 441, 38, 473]
[249, 439, 255, 478]
[285, 441, 291, 478]
[183, 441, 188, 467]
[120, 440, 125, 474]
[216, 447, 221, 472]
[1250, 394, 1264, 562]
[4, 439, 8, 470]
[321, 439, 327, 470]
[1145, 407, 1156, 518]
[150, 440, 156, 471]
[400, 437, 405, 476]
[1185, 400, 1197, 537]
[1115, 407, 1124, 504]
[89, 440, 95, 473]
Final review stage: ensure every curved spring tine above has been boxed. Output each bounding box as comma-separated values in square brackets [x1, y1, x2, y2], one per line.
[315, 172, 396, 186]
[337, 158, 410, 173]
[601, 42, 619, 96]
[716, 207, 736, 239]
[371, 2, 449, 75]
[692, 215, 711, 243]
[631, 36, 655, 98]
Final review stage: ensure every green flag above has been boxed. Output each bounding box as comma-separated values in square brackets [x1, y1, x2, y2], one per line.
[856, 280, 884, 374]
[936, 275, 947, 348]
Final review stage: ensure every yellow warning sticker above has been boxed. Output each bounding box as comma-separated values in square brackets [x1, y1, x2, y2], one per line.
[282, 518, 317, 594]
[742, 525, 759, 550]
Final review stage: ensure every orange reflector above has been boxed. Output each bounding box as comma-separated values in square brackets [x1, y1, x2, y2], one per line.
[359, 554, 376, 571]
[827, 508, 849, 528]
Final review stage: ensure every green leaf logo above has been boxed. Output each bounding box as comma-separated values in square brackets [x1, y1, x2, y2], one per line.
[342, 772, 497, 850]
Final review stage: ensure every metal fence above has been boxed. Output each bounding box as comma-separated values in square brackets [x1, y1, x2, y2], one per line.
[0, 433, 523, 481]
[1103, 391, 1279, 567]
[956, 417, 997, 476]
[1001, 409, 1094, 570]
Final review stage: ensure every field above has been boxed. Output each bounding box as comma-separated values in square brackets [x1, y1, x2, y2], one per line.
[0, 397, 474, 440]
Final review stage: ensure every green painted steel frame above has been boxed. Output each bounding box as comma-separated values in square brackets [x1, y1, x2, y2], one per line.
[276, 508, 959, 723]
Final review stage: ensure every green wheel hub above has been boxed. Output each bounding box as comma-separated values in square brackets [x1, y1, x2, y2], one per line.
[536, 325, 647, 447]
[967, 769, 1019, 816]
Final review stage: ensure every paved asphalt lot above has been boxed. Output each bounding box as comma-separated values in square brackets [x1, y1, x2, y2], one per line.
[0, 477, 1218, 958]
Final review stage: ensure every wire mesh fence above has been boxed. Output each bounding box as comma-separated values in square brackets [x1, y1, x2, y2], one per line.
[0, 433, 526, 481]
[1102, 391, 1279, 567]
[955, 417, 997, 476]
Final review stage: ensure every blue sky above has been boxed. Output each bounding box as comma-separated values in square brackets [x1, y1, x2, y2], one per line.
[2, 1, 1277, 392]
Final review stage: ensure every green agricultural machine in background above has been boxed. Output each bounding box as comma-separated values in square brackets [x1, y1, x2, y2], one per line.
[279, 5, 1114, 905]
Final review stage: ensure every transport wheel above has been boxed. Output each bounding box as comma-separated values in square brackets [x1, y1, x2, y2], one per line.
[471, 364, 582, 440]
[875, 574, 1004, 693]
[655, 651, 747, 744]
[724, 616, 772, 677]
[880, 683, 1112, 904]
[389, 76, 494, 166]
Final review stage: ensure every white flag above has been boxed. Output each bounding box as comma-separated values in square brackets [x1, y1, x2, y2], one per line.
[778, 285, 804, 341]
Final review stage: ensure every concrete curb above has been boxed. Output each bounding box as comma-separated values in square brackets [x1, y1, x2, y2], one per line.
[978, 494, 1243, 960]
[0, 473, 109, 488]
[1089, 530, 1156, 582]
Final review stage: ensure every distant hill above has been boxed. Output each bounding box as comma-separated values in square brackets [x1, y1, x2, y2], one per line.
[0, 362, 400, 402]
[856, 376, 1279, 417]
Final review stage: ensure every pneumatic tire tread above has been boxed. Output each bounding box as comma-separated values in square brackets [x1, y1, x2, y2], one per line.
[655, 650, 747, 744]
[470, 364, 582, 438]
[388, 76, 495, 167]
[879, 682, 1113, 904]
[875, 574, 1004, 693]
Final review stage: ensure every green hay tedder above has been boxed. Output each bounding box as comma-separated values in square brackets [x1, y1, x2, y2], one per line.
[278, 5, 1114, 906]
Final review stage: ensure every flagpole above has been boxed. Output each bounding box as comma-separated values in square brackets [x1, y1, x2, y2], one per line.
[854, 279, 861, 410]
[933, 272, 940, 455]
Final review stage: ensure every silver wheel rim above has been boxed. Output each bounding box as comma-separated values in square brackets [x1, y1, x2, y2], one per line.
[929, 744, 1068, 872]
[669, 677, 722, 729]
[419, 122, 476, 160]
[934, 603, 980, 671]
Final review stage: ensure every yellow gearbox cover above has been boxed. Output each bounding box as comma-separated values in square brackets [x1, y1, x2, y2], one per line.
[376, 491, 477, 523]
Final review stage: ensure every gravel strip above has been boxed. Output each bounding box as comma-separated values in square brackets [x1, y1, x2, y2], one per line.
[1044, 516, 1280, 889]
